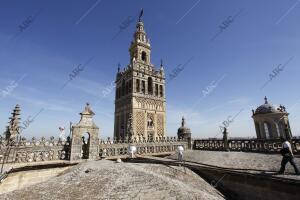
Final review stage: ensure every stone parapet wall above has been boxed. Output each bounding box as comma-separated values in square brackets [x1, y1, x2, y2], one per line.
[193, 138, 300, 154]
[0, 137, 187, 166]
[99, 137, 187, 158]
[0, 137, 70, 165]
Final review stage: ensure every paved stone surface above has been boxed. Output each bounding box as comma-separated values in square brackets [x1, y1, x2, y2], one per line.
[1, 160, 224, 200]
[168, 150, 300, 179]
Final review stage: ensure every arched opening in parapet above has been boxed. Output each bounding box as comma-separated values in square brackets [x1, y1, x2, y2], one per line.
[81, 132, 90, 159]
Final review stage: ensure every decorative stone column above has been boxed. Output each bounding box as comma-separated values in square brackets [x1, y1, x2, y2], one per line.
[223, 128, 229, 151]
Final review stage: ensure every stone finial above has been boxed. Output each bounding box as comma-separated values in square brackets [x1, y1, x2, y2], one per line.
[264, 96, 268, 104]
[181, 116, 185, 127]
[83, 103, 95, 115]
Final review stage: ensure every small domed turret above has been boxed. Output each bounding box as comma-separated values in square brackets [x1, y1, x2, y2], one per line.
[177, 116, 191, 140]
[252, 97, 292, 140]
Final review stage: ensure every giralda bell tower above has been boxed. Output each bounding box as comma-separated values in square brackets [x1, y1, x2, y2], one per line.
[114, 11, 166, 140]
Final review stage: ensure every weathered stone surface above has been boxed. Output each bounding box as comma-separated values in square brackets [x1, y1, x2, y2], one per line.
[168, 150, 300, 178]
[0, 167, 70, 194]
[2, 160, 224, 200]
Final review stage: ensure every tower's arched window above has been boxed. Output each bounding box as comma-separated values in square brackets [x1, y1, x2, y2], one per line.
[159, 85, 163, 97]
[155, 84, 158, 96]
[136, 79, 140, 92]
[147, 117, 154, 129]
[141, 80, 145, 94]
[141, 51, 147, 62]
[148, 77, 153, 94]
[264, 122, 270, 139]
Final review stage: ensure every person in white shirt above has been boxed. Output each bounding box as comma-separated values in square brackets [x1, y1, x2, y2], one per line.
[177, 146, 184, 163]
[278, 137, 299, 175]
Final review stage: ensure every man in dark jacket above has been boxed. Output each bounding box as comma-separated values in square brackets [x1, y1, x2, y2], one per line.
[278, 137, 299, 175]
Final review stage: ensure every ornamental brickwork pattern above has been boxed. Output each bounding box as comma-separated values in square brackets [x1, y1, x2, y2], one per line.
[157, 114, 164, 136]
[135, 111, 145, 136]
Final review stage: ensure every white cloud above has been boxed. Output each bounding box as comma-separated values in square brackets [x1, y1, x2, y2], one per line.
[11, 93, 75, 113]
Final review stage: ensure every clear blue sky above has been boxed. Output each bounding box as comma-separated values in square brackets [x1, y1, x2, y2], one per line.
[0, 0, 300, 139]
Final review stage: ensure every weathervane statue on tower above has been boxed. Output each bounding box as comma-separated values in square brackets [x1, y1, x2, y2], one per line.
[139, 8, 144, 22]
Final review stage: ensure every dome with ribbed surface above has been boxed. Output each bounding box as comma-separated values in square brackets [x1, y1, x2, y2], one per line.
[254, 97, 286, 115]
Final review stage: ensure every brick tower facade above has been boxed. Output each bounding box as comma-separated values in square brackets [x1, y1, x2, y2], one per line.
[114, 13, 166, 140]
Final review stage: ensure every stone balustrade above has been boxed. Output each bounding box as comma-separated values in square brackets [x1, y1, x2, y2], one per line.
[193, 138, 300, 154]
[98, 137, 186, 158]
[0, 136, 71, 164]
[0, 136, 187, 165]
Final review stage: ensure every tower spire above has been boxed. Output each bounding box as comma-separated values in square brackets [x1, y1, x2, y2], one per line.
[5, 104, 21, 142]
[129, 9, 151, 65]
[115, 10, 166, 139]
